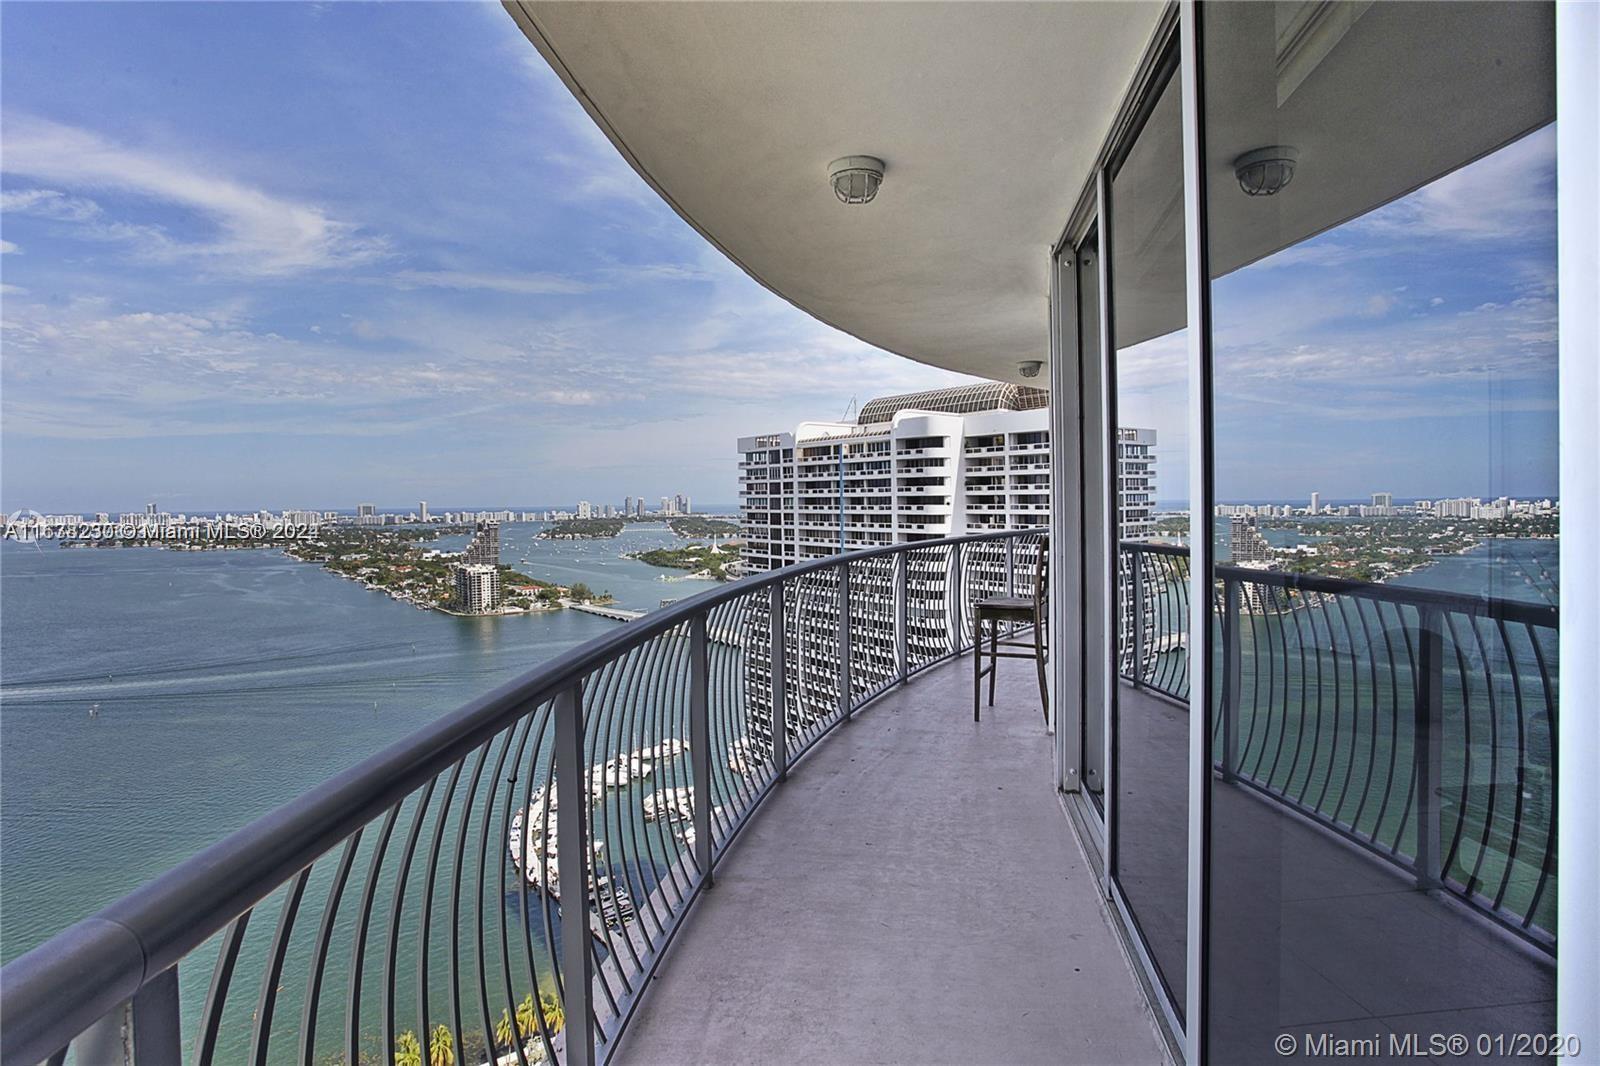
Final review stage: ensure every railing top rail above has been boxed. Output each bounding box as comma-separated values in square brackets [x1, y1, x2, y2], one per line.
[0, 528, 1038, 1064]
[1119, 539, 1557, 628]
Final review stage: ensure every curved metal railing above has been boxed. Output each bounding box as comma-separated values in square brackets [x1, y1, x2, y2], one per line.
[0, 529, 1043, 1066]
[1118, 540, 1559, 951]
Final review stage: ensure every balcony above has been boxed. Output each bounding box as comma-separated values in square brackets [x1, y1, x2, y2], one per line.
[614, 657, 1164, 1064]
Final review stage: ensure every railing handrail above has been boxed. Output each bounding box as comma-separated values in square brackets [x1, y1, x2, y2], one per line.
[0, 528, 1033, 1065]
[1118, 539, 1557, 628]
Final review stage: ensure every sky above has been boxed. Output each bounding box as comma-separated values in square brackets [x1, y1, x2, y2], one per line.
[1116, 123, 1559, 508]
[0, 5, 1561, 517]
[0, 2, 975, 514]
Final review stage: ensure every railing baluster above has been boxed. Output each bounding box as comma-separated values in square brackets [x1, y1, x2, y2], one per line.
[195, 912, 250, 1065]
[771, 582, 788, 780]
[1005, 534, 1015, 598]
[554, 681, 595, 1066]
[76, 964, 181, 1066]
[689, 616, 713, 884]
[1413, 606, 1444, 890]
[1221, 576, 1241, 782]
[1130, 550, 1145, 688]
[896, 550, 910, 685]
[838, 560, 853, 719]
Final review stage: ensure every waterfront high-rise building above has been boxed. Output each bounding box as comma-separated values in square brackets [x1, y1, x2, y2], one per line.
[452, 563, 501, 614]
[419, 501, 429, 523]
[624, 496, 633, 517]
[1309, 491, 1321, 515]
[635, 498, 646, 518]
[578, 501, 593, 519]
[1371, 491, 1395, 516]
[737, 382, 1157, 761]
[464, 521, 500, 568]
[737, 383, 1153, 572]
[356, 503, 375, 517]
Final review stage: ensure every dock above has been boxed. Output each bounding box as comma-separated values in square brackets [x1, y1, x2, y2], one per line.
[570, 602, 646, 622]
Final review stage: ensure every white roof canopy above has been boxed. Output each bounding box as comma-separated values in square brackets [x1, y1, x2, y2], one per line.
[507, 1, 1165, 383]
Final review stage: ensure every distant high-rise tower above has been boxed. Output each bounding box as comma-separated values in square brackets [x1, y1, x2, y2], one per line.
[146, 502, 157, 517]
[1310, 492, 1321, 515]
[635, 498, 646, 518]
[624, 496, 633, 516]
[419, 500, 429, 523]
[357, 503, 375, 517]
[464, 521, 500, 567]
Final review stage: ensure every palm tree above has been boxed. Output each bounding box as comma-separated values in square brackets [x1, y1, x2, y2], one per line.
[394, 1030, 423, 1066]
[428, 1024, 456, 1066]
[539, 991, 565, 1035]
[515, 995, 540, 1043]
[495, 1006, 517, 1050]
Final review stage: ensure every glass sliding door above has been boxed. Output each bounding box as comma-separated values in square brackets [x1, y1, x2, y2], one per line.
[1198, 2, 1558, 1059]
[1106, 51, 1191, 1025]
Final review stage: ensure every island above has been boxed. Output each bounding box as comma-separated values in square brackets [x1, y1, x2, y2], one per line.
[539, 518, 625, 540]
[665, 517, 740, 539]
[627, 543, 740, 582]
[285, 526, 612, 614]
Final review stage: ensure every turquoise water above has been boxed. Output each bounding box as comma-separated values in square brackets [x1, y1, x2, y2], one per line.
[0, 522, 723, 965]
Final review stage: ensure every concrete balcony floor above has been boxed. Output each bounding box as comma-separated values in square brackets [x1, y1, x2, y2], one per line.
[613, 656, 1169, 1065]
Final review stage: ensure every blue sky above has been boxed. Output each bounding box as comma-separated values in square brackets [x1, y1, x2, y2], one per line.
[1, 5, 1560, 516]
[0, 2, 972, 514]
[1117, 123, 1558, 507]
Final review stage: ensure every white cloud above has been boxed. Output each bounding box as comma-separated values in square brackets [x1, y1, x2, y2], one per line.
[388, 269, 592, 296]
[0, 115, 387, 275]
[0, 239, 20, 254]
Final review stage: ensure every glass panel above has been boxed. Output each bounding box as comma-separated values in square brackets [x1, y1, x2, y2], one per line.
[1108, 61, 1190, 1019]
[1201, 3, 1558, 1060]
[1078, 226, 1107, 814]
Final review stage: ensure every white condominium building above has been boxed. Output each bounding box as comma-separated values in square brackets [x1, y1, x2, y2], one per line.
[738, 382, 1155, 574]
[735, 382, 1157, 762]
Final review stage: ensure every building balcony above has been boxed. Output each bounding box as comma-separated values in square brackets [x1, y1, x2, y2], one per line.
[613, 656, 1164, 1064]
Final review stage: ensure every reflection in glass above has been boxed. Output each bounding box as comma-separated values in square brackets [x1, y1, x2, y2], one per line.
[1108, 61, 1190, 1020]
[1201, 3, 1557, 1060]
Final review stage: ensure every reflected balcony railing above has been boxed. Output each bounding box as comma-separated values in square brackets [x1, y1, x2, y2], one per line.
[1, 530, 1045, 1066]
[1117, 540, 1558, 950]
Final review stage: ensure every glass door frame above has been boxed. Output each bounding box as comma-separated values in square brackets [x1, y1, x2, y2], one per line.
[1050, 2, 1594, 1061]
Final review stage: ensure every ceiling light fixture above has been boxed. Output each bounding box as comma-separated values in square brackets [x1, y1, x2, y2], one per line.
[1233, 146, 1298, 197]
[1017, 360, 1045, 379]
[828, 156, 886, 205]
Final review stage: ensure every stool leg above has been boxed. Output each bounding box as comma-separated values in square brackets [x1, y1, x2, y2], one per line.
[1034, 619, 1049, 723]
[988, 619, 999, 707]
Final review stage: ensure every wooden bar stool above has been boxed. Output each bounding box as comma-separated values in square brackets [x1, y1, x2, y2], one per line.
[972, 540, 1048, 722]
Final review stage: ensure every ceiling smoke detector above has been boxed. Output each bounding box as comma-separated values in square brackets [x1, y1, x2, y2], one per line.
[828, 156, 885, 205]
[1233, 146, 1299, 197]
[1018, 360, 1045, 379]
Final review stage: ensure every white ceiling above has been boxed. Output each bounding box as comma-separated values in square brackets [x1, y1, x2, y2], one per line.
[506, 0, 1166, 383]
[505, 2, 1553, 379]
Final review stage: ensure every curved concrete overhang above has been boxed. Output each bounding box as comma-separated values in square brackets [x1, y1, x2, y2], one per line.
[505, 1, 1166, 384]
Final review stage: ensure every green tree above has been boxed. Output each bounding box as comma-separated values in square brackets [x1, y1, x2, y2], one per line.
[394, 1030, 422, 1066]
[428, 1024, 455, 1066]
[540, 991, 565, 1034]
[569, 582, 594, 602]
